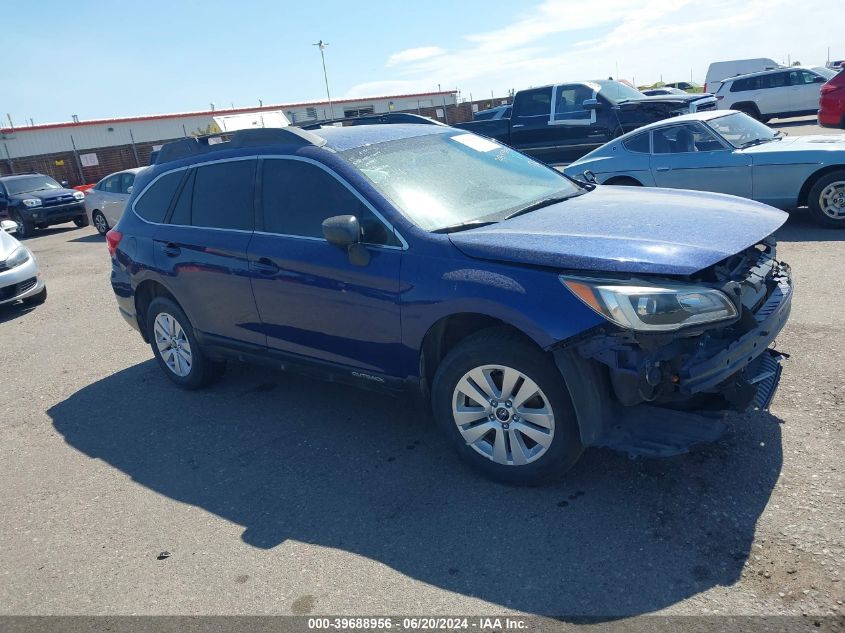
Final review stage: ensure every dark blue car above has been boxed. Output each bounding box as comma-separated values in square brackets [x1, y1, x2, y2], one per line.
[108, 123, 792, 484]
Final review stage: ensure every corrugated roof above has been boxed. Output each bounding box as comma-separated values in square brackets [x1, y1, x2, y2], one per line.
[0, 91, 458, 134]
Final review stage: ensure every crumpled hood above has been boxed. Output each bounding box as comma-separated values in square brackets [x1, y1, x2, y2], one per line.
[448, 187, 787, 276]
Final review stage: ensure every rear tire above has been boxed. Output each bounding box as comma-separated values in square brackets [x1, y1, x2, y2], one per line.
[808, 170, 845, 228]
[11, 212, 35, 238]
[735, 103, 762, 121]
[92, 210, 109, 235]
[146, 297, 226, 389]
[23, 286, 47, 306]
[432, 327, 583, 485]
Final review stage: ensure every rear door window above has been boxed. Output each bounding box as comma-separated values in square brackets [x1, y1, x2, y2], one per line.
[134, 171, 184, 223]
[101, 175, 122, 193]
[513, 87, 553, 119]
[183, 160, 256, 231]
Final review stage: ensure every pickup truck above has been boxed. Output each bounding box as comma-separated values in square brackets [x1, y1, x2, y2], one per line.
[455, 80, 718, 164]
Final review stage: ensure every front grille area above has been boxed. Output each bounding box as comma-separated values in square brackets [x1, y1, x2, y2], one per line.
[0, 277, 36, 301]
[42, 195, 77, 208]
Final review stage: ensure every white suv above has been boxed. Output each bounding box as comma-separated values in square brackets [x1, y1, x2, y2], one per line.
[713, 67, 832, 122]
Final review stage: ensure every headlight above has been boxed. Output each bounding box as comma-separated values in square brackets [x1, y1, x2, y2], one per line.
[561, 276, 738, 332]
[73, 191, 85, 200]
[22, 198, 42, 208]
[4, 246, 31, 269]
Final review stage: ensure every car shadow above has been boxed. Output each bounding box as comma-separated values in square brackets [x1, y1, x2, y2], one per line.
[48, 360, 783, 619]
[775, 211, 845, 242]
[67, 233, 104, 244]
[0, 300, 39, 324]
[768, 117, 823, 129]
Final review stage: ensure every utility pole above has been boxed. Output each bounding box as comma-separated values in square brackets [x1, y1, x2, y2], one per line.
[313, 40, 335, 120]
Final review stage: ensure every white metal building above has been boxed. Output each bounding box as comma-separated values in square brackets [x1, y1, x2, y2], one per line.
[0, 92, 459, 160]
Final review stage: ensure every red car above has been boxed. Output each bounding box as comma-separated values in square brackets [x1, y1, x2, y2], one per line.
[819, 69, 845, 128]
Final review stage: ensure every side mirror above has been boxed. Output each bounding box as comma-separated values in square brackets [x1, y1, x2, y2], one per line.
[126, 186, 133, 195]
[322, 215, 370, 266]
[1, 219, 17, 234]
[583, 99, 600, 110]
[814, 76, 826, 83]
[61, 180, 69, 187]
[582, 170, 598, 184]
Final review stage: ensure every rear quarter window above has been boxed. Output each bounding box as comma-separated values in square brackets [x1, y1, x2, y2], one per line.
[133, 171, 184, 223]
[623, 133, 650, 153]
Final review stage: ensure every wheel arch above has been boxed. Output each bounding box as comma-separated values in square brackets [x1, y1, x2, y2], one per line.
[604, 175, 644, 186]
[134, 279, 180, 343]
[798, 165, 845, 207]
[418, 313, 542, 398]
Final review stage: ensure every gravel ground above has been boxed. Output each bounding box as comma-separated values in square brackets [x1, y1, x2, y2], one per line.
[0, 119, 843, 621]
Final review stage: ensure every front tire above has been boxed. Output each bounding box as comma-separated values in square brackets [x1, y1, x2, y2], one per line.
[11, 212, 35, 238]
[432, 328, 583, 485]
[92, 210, 109, 235]
[808, 170, 845, 228]
[73, 214, 89, 228]
[146, 297, 225, 389]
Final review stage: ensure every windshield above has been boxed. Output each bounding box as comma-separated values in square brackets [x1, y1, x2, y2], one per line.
[705, 112, 777, 148]
[341, 131, 580, 232]
[595, 80, 647, 103]
[812, 66, 837, 79]
[5, 175, 62, 195]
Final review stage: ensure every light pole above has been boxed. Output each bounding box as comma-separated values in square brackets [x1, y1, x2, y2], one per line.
[313, 40, 335, 120]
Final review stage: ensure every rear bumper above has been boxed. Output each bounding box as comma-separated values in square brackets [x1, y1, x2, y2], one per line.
[818, 107, 844, 128]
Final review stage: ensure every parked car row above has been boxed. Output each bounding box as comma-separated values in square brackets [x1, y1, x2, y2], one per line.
[564, 110, 845, 227]
[455, 79, 717, 163]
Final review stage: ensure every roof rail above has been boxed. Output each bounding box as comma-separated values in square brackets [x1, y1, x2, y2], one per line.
[153, 127, 327, 165]
[300, 112, 446, 130]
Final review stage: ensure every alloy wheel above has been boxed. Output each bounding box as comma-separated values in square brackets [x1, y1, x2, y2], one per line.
[93, 212, 108, 234]
[452, 364, 555, 466]
[153, 312, 193, 377]
[819, 181, 845, 220]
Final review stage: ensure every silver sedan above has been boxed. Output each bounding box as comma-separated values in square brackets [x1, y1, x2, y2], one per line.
[564, 110, 845, 227]
[84, 167, 146, 235]
[0, 221, 46, 307]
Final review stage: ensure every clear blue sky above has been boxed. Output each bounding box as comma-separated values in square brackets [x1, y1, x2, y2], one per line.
[4, 0, 839, 125]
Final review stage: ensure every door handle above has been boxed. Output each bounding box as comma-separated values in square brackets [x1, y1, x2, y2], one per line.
[252, 258, 280, 275]
[511, 124, 525, 128]
[160, 242, 181, 257]
[655, 167, 671, 172]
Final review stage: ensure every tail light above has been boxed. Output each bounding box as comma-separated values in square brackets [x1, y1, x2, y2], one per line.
[820, 83, 842, 95]
[703, 83, 707, 93]
[106, 229, 123, 257]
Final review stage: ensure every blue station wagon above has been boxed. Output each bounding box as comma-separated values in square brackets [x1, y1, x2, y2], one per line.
[108, 122, 793, 484]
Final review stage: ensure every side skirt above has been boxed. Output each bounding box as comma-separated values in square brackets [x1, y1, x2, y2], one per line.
[195, 331, 411, 395]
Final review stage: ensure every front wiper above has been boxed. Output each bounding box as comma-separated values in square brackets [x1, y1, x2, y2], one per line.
[741, 137, 779, 148]
[432, 220, 499, 234]
[504, 195, 575, 220]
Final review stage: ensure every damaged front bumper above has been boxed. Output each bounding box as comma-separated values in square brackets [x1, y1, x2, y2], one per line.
[554, 241, 792, 457]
